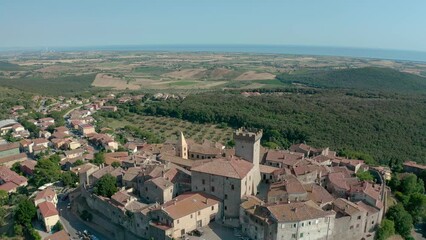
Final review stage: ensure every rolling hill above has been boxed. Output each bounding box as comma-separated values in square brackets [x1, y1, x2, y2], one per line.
[276, 67, 426, 93]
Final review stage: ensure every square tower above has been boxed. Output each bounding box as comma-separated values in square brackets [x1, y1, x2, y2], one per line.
[233, 128, 263, 166]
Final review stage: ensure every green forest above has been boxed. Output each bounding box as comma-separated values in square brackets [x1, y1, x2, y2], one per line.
[277, 67, 426, 93]
[136, 90, 426, 164]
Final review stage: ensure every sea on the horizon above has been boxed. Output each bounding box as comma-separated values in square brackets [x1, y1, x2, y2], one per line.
[4, 45, 426, 63]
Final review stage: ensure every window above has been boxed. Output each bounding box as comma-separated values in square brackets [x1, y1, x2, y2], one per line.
[211, 186, 215, 192]
[357, 216, 361, 220]
[177, 220, 180, 224]
[225, 194, 228, 199]
[300, 233, 304, 238]
[308, 221, 311, 225]
[293, 223, 297, 228]
[224, 206, 227, 210]
[190, 214, 193, 218]
[350, 226, 354, 230]
[281, 224, 285, 229]
[202, 179, 205, 184]
[198, 211, 201, 216]
[301, 222, 304, 227]
[372, 221, 375, 224]
[211, 206, 214, 210]
[231, 184, 235, 190]
[292, 234, 296, 238]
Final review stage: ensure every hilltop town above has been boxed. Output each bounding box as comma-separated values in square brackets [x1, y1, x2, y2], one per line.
[0, 93, 424, 240]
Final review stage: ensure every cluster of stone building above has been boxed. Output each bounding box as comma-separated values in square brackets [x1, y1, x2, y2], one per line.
[65, 128, 389, 240]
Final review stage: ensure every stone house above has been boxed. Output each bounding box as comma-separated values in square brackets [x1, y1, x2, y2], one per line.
[191, 156, 255, 219]
[37, 201, 60, 232]
[149, 192, 221, 240]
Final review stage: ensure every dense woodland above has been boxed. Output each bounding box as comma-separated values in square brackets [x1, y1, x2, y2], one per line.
[135, 90, 426, 164]
[277, 67, 426, 93]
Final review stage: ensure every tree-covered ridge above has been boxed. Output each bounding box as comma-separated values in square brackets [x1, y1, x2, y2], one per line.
[277, 67, 426, 93]
[140, 91, 426, 164]
[0, 73, 96, 96]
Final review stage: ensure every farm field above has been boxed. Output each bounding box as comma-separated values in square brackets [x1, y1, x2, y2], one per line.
[1, 51, 426, 95]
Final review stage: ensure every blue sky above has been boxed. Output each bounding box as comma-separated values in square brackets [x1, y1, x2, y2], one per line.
[1, 0, 425, 51]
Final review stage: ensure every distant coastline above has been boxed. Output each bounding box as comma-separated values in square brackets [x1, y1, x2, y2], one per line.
[2, 44, 426, 62]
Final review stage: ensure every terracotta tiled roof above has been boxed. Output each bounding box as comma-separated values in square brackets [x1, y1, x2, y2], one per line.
[38, 201, 58, 218]
[266, 200, 333, 222]
[147, 177, 173, 190]
[0, 153, 28, 165]
[44, 230, 70, 240]
[160, 192, 220, 219]
[333, 198, 365, 216]
[0, 182, 18, 192]
[403, 161, 426, 170]
[0, 142, 20, 152]
[35, 187, 56, 202]
[304, 184, 335, 205]
[191, 156, 253, 179]
[259, 164, 280, 174]
[266, 150, 304, 166]
[0, 166, 27, 185]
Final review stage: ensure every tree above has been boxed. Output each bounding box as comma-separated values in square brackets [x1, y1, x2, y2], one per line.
[386, 204, 413, 238]
[405, 192, 426, 224]
[0, 206, 6, 226]
[28, 227, 42, 240]
[14, 224, 23, 236]
[0, 190, 7, 206]
[375, 219, 395, 240]
[61, 171, 79, 187]
[11, 162, 22, 175]
[356, 169, 374, 181]
[400, 174, 422, 195]
[73, 159, 84, 167]
[92, 152, 105, 166]
[94, 174, 117, 198]
[52, 221, 63, 232]
[14, 198, 36, 227]
[33, 157, 61, 187]
[111, 161, 121, 168]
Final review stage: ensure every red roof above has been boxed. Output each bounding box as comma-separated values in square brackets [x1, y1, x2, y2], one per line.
[35, 187, 56, 202]
[191, 156, 254, 179]
[0, 182, 19, 192]
[38, 201, 58, 218]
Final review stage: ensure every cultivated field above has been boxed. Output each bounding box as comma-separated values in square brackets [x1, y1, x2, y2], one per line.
[103, 114, 233, 144]
[1, 51, 426, 94]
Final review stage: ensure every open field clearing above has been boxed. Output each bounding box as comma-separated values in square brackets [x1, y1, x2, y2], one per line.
[92, 73, 139, 90]
[235, 71, 276, 80]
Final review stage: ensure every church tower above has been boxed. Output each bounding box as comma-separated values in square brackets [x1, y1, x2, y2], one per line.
[177, 131, 188, 159]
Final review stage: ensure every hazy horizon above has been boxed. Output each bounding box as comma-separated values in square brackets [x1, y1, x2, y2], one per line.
[1, 1, 426, 52]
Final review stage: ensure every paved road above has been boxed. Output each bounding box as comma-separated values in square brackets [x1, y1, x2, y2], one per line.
[58, 198, 112, 240]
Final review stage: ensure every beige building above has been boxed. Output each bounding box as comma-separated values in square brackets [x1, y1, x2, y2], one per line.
[37, 201, 60, 232]
[150, 192, 221, 240]
[141, 176, 174, 204]
[242, 200, 335, 240]
[191, 156, 255, 219]
[78, 124, 96, 136]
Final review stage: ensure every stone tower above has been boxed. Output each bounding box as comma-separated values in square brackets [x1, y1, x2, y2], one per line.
[233, 128, 263, 193]
[233, 127, 263, 166]
[177, 131, 188, 159]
